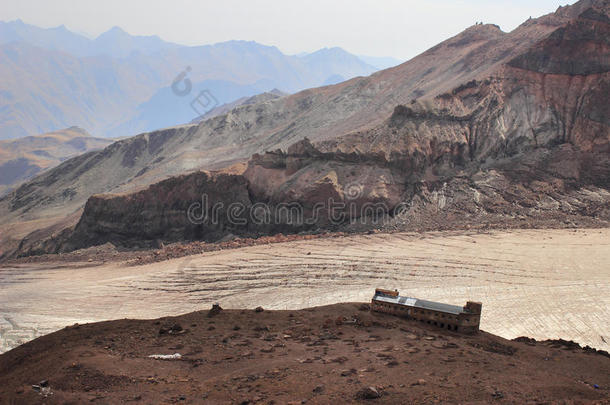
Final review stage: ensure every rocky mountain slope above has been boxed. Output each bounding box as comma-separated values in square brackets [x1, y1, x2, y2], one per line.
[191, 89, 288, 123]
[0, 127, 112, 197]
[1, 0, 609, 256]
[0, 303, 608, 403]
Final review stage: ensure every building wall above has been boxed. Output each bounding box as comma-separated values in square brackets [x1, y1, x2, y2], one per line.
[371, 299, 480, 333]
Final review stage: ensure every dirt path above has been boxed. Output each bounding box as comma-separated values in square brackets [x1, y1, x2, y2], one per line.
[1, 228, 609, 353]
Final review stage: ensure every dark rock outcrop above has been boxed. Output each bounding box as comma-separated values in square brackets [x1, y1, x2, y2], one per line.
[63, 171, 252, 250]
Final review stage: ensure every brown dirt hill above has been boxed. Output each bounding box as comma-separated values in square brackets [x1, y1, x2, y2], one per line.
[0, 303, 608, 404]
[1, 0, 609, 257]
[0, 127, 112, 197]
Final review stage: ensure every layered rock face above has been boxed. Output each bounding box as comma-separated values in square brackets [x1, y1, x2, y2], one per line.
[38, 142, 410, 252]
[9, 0, 610, 255]
[28, 139, 609, 254]
[60, 172, 252, 251]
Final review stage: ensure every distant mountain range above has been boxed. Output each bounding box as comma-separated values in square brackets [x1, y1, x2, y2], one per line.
[0, 20, 181, 58]
[0, 20, 393, 140]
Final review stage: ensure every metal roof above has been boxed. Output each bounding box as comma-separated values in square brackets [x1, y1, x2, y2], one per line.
[373, 293, 466, 315]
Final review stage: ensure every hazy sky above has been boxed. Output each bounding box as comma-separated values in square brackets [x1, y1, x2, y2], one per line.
[1, 0, 573, 60]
